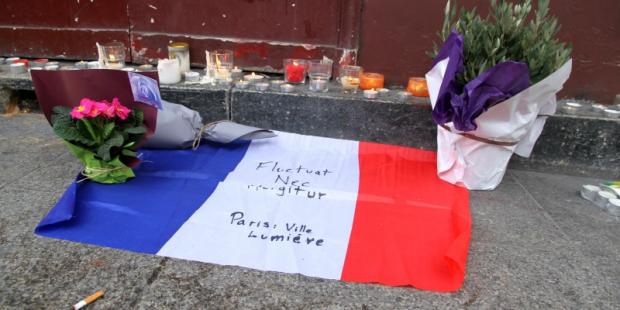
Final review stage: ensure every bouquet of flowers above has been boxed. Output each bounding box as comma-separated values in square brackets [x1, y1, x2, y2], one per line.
[426, 0, 572, 190]
[52, 98, 146, 184]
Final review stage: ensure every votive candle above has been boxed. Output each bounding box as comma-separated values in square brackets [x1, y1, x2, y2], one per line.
[284, 59, 307, 84]
[360, 73, 384, 90]
[407, 77, 429, 97]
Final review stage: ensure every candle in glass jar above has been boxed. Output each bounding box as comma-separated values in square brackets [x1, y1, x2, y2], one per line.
[407, 77, 429, 97]
[360, 73, 384, 90]
[168, 42, 190, 73]
[340, 76, 360, 91]
[231, 66, 243, 81]
[309, 76, 328, 92]
[284, 59, 307, 84]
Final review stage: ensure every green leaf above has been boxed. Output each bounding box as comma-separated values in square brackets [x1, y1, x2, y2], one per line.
[124, 126, 146, 135]
[102, 122, 116, 140]
[121, 149, 138, 158]
[52, 115, 96, 146]
[96, 132, 124, 161]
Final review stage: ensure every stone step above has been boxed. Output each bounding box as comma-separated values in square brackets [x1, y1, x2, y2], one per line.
[1, 69, 618, 178]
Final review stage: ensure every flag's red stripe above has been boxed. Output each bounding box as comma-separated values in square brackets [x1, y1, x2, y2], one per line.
[341, 142, 471, 292]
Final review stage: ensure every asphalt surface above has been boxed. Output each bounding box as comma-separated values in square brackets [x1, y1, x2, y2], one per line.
[1, 113, 618, 309]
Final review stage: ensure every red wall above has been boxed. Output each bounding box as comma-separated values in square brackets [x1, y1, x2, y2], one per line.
[1, 0, 618, 103]
[357, 0, 620, 103]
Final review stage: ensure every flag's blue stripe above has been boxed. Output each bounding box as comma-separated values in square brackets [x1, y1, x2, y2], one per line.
[35, 141, 250, 254]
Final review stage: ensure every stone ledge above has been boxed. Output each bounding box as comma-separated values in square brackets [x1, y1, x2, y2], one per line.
[1, 67, 618, 178]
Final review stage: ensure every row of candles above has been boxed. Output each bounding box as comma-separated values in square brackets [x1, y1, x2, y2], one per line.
[1, 41, 430, 99]
[156, 42, 430, 99]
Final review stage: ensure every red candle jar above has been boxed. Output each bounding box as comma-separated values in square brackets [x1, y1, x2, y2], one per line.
[360, 72, 384, 90]
[13, 59, 29, 67]
[283, 59, 308, 84]
[31, 58, 49, 68]
[407, 77, 429, 97]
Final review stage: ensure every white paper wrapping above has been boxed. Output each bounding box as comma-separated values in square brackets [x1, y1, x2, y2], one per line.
[426, 59, 572, 190]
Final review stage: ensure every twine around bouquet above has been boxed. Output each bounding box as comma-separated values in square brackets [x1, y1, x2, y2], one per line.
[192, 120, 226, 150]
[438, 114, 553, 147]
[76, 166, 125, 183]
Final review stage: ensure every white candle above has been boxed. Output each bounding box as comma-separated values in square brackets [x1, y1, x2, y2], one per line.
[280, 84, 294, 93]
[580, 184, 601, 201]
[157, 59, 181, 84]
[378, 88, 389, 95]
[244, 72, 264, 83]
[235, 80, 250, 89]
[309, 77, 328, 92]
[591, 104, 607, 114]
[363, 89, 378, 99]
[255, 82, 270, 92]
[184, 71, 200, 82]
[138, 64, 154, 71]
[607, 198, 620, 216]
[87, 61, 100, 69]
[9, 63, 26, 74]
[562, 102, 582, 114]
[44, 65, 59, 71]
[6, 57, 20, 64]
[271, 80, 285, 87]
[603, 109, 620, 119]
[595, 191, 616, 209]
[75, 61, 88, 69]
[397, 91, 412, 100]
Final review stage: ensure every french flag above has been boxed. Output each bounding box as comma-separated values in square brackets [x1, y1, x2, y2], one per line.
[36, 132, 471, 292]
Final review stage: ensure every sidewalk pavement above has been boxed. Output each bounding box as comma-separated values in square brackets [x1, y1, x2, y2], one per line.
[1, 113, 618, 309]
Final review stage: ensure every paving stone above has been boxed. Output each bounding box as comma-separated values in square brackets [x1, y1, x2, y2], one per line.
[510, 170, 620, 295]
[463, 240, 617, 309]
[0, 187, 164, 309]
[468, 174, 568, 246]
[133, 259, 469, 310]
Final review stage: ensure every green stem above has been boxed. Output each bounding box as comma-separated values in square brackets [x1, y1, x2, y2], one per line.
[80, 118, 99, 144]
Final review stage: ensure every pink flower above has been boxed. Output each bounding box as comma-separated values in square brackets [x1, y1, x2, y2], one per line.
[100, 100, 116, 118]
[70, 98, 100, 119]
[109, 98, 131, 120]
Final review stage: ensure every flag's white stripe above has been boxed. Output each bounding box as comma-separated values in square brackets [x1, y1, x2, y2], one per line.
[158, 132, 360, 279]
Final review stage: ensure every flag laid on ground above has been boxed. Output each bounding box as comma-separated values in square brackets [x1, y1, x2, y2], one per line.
[36, 132, 471, 292]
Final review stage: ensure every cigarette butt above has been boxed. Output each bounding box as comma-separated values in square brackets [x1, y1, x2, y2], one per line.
[72, 290, 104, 310]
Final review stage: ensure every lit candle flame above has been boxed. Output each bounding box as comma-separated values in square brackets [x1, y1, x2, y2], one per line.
[109, 54, 116, 61]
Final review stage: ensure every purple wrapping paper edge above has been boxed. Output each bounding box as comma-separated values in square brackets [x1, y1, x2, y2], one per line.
[432, 31, 531, 132]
